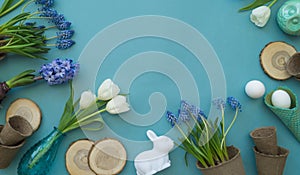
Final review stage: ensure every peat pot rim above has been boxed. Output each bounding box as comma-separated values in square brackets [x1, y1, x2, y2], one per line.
[253, 146, 289, 157]
[0, 125, 25, 148]
[196, 146, 240, 170]
[250, 126, 276, 139]
[7, 115, 33, 137]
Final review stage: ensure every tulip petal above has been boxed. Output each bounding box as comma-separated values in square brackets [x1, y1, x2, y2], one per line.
[79, 90, 96, 109]
[106, 95, 130, 114]
[98, 79, 120, 100]
[250, 6, 271, 27]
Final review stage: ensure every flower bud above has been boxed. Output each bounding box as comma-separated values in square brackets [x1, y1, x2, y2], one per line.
[97, 79, 120, 100]
[250, 6, 271, 27]
[79, 90, 96, 109]
[106, 95, 130, 114]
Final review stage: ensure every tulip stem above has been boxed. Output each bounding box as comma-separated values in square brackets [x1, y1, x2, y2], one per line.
[268, 0, 278, 8]
[76, 108, 106, 124]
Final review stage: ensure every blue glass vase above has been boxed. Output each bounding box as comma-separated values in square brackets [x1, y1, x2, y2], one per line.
[18, 127, 64, 175]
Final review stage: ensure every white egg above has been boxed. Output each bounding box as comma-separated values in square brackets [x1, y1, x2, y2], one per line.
[271, 90, 291, 108]
[245, 80, 265, 99]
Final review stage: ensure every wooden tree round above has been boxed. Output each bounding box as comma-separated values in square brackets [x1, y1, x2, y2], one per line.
[88, 138, 127, 175]
[65, 139, 96, 175]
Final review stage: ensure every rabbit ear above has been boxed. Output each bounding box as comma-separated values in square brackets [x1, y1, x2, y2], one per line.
[146, 130, 158, 141]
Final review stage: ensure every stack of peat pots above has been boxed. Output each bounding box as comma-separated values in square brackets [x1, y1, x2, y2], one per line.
[0, 115, 33, 169]
[0, 98, 41, 169]
[250, 126, 289, 175]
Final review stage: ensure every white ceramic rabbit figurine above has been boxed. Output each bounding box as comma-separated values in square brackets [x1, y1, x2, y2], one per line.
[134, 130, 174, 175]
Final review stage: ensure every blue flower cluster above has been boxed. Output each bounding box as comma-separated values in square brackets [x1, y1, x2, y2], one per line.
[227, 97, 242, 112]
[35, 0, 54, 7]
[212, 97, 242, 112]
[212, 97, 226, 110]
[167, 100, 206, 127]
[56, 39, 75, 50]
[180, 100, 206, 122]
[166, 111, 178, 127]
[39, 7, 72, 31]
[39, 58, 79, 85]
[56, 30, 74, 40]
[36, 0, 75, 50]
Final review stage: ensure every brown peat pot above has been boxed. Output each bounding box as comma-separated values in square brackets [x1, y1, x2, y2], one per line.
[0, 125, 25, 169]
[253, 146, 289, 175]
[250, 126, 278, 155]
[196, 146, 246, 175]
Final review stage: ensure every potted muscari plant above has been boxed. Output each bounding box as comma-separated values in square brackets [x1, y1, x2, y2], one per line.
[167, 97, 245, 175]
[17, 79, 130, 175]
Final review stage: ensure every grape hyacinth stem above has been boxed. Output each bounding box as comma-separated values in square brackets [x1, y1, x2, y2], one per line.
[0, 0, 26, 17]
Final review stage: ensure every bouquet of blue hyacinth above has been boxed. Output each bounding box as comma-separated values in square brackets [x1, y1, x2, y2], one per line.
[0, 58, 79, 102]
[0, 0, 75, 60]
[167, 97, 242, 168]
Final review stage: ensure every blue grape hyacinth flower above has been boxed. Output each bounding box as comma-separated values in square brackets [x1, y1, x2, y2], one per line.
[56, 39, 75, 50]
[35, 0, 54, 7]
[180, 100, 206, 121]
[56, 30, 74, 40]
[166, 111, 178, 127]
[39, 7, 58, 18]
[38, 6, 72, 31]
[52, 14, 66, 25]
[212, 97, 226, 110]
[56, 21, 72, 30]
[227, 97, 242, 112]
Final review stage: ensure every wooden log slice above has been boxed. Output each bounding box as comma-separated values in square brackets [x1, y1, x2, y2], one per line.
[6, 98, 41, 132]
[66, 139, 96, 175]
[260, 41, 297, 80]
[88, 138, 127, 175]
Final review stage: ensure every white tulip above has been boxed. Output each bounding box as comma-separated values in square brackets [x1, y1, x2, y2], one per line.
[97, 79, 120, 101]
[106, 95, 130, 114]
[79, 90, 96, 109]
[250, 6, 271, 27]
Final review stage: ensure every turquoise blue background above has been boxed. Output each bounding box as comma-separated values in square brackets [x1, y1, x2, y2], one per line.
[0, 0, 300, 174]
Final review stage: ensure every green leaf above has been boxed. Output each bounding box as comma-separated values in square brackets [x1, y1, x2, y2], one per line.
[6, 49, 37, 59]
[58, 81, 75, 132]
[0, 15, 50, 59]
[6, 32, 30, 43]
[2, 12, 30, 28]
[1, 42, 36, 49]
[9, 69, 35, 81]
[9, 77, 35, 88]
[184, 152, 189, 167]
[6, 69, 35, 88]
[239, 0, 273, 11]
